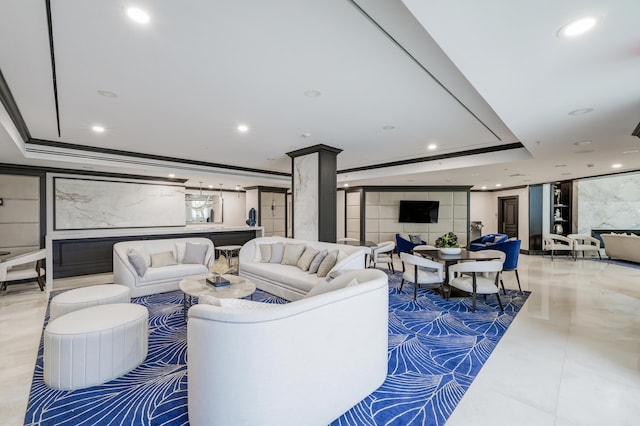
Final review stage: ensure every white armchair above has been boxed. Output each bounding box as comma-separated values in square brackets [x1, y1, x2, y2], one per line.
[399, 252, 444, 300]
[0, 249, 46, 291]
[568, 234, 601, 260]
[542, 234, 574, 261]
[371, 241, 395, 272]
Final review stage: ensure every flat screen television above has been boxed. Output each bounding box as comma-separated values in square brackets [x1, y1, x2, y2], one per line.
[398, 200, 439, 223]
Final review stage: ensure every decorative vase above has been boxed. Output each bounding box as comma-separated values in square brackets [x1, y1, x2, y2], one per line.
[440, 247, 462, 255]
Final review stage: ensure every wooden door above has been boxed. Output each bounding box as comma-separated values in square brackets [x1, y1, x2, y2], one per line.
[498, 196, 518, 238]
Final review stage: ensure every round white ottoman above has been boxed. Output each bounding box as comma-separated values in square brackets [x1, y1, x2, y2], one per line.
[44, 303, 148, 390]
[49, 284, 131, 320]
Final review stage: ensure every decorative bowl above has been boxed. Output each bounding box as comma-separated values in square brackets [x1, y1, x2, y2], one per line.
[440, 247, 462, 255]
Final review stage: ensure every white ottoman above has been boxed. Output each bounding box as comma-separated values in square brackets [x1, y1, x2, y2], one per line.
[49, 284, 131, 320]
[44, 303, 148, 390]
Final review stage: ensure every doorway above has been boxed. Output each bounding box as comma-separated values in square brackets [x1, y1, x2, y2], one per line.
[498, 196, 518, 238]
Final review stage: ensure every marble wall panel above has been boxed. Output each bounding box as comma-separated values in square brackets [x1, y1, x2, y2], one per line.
[578, 173, 640, 234]
[293, 154, 319, 241]
[54, 178, 185, 230]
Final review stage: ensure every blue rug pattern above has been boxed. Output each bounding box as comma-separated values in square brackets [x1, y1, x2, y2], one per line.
[25, 272, 529, 425]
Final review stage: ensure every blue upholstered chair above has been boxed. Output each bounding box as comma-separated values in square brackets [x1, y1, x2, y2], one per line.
[468, 233, 509, 251]
[395, 234, 426, 255]
[472, 239, 522, 293]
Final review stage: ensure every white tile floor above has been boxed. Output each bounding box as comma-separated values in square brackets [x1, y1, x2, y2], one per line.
[1, 254, 639, 426]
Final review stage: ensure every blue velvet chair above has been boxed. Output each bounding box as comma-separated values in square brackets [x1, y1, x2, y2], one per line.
[395, 234, 426, 255]
[472, 239, 522, 293]
[468, 233, 508, 251]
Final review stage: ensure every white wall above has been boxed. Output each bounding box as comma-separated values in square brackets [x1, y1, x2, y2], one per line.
[336, 189, 345, 240]
[345, 191, 360, 240]
[219, 191, 247, 226]
[469, 191, 494, 233]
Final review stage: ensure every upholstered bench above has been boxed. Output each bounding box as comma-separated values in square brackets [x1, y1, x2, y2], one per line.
[44, 303, 148, 390]
[49, 284, 131, 320]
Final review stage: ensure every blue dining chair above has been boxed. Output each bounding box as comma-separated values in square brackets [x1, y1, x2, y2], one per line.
[473, 239, 522, 293]
[396, 234, 426, 256]
[468, 233, 508, 251]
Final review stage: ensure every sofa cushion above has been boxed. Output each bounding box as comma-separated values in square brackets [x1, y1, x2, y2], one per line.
[304, 277, 357, 298]
[259, 244, 272, 262]
[297, 247, 319, 272]
[139, 263, 207, 284]
[183, 242, 208, 264]
[127, 249, 148, 277]
[317, 250, 338, 278]
[308, 249, 328, 274]
[270, 243, 285, 264]
[150, 251, 177, 267]
[282, 243, 306, 266]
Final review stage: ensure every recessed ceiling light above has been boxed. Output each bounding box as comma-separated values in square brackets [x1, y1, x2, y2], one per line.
[573, 140, 592, 146]
[568, 108, 594, 116]
[611, 163, 622, 168]
[574, 149, 595, 154]
[555, 164, 567, 168]
[208, 185, 213, 189]
[97, 90, 117, 98]
[304, 90, 321, 98]
[343, 183, 349, 187]
[495, 184, 502, 187]
[126, 7, 150, 24]
[301, 133, 312, 138]
[481, 186, 487, 190]
[91, 125, 105, 133]
[168, 173, 175, 178]
[237, 124, 249, 132]
[557, 16, 600, 38]
[427, 144, 437, 151]
[561, 172, 572, 176]
[382, 125, 395, 130]
[622, 149, 639, 154]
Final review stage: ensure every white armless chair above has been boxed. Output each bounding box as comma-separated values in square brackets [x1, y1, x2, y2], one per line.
[399, 252, 444, 300]
[448, 260, 504, 313]
[371, 241, 395, 272]
[0, 249, 46, 291]
[542, 234, 574, 261]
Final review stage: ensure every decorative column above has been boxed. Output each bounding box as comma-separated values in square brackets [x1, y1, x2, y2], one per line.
[287, 144, 342, 242]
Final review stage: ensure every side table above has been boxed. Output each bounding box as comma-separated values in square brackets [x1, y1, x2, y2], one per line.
[216, 245, 242, 269]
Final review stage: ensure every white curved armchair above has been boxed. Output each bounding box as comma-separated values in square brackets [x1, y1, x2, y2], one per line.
[0, 249, 46, 291]
[371, 241, 395, 272]
[399, 252, 444, 300]
[542, 234, 574, 261]
[568, 234, 601, 260]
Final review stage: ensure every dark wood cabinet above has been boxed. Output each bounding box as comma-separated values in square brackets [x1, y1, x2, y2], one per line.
[551, 181, 572, 236]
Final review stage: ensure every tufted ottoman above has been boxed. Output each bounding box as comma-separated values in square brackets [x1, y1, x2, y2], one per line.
[44, 303, 148, 390]
[49, 284, 131, 320]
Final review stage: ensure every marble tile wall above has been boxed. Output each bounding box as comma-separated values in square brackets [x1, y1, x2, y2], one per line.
[577, 172, 640, 234]
[293, 153, 319, 241]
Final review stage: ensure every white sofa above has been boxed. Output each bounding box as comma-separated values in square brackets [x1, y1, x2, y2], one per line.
[113, 237, 215, 297]
[238, 236, 365, 301]
[187, 269, 389, 426]
[601, 233, 640, 263]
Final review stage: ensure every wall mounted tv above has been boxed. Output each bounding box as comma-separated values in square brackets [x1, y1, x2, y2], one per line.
[398, 200, 440, 223]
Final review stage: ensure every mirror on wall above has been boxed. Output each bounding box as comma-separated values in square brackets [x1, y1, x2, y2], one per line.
[185, 193, 223, 223]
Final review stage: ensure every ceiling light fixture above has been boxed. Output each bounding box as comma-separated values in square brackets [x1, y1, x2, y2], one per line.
[97, 90, 117, 98]
[611, 163, 622, 168]
[343, 183, 349, 187]
[622, 149, 639, 154]
[557, 16, 600, 38]
[301, 133, 311, 138]
[481, 186, 487, 190]
[568, 108, 594, 116]
[573, 140, 592, 146]
[495, 184, 502, 187]
[168, 173, 175, 178]
[126, 7, 150, 24]
[208, 185, 213, 189]
[382, 125, 395, 130]
[237, 124, 249, 133]
[91, 125, 105, 133]
[304, 90, 321, 98]
[427, 144, 437, 151]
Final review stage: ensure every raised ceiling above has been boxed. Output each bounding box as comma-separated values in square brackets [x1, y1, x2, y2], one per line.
[1, 0, 639, 189]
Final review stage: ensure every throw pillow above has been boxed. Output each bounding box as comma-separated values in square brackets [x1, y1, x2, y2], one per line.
[127, 248, 147, 277]
[346, 278, 359, 287]
[409, 234, 422, 244]
[304, 276, 356, 298]
[296, 247, 320, 271]
[269, 243, 285, 264]
[260, 243, 272, 262]
[281, 243, 307, 266]
[209, 255, 231, 274]
[316, 250, 338, 277]
[182, 242, 208, 264]
[308, 249, 328, 274]
[219, 298, 276, 309]
[150, 251, 177, 267]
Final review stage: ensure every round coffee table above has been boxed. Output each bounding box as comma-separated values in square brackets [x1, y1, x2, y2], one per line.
[179, 274, 256, 321]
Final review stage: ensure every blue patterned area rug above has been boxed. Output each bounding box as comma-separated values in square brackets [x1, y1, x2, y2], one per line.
[25, 273, 529, 425]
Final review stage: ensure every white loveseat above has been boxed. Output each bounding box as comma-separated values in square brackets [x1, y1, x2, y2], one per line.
[187, 269, 389, 426]
[238, 236, 365, 301]
[601, 233, 640, 263]
[113, 237, 215, 297]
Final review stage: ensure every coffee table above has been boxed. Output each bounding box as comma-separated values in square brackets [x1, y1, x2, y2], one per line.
[179, 274, 256, 321]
